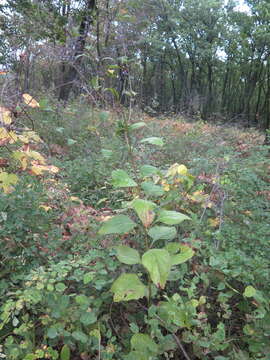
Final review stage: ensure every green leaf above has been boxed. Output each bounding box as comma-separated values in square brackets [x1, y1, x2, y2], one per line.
[75, 295, 90, 306]
[148, 226, 177, 241]
[125, 351, 149, 360]
[24, 355, 36, 360]
[90, 329, 101, 339]
[157, 210, 191, 225]
[55, 127, 65, 133]
[111, 273, 146, 302]
[47, 327, 58, 339]
[115, 245, 140, 265]
[141, 181, 164, 197]
[244, 285, 256, 298]
[99, 111, 110, 121]
[165, 242, 181, 254]
[131, 333, 158, 355]
[83, 272, 95, 284]
[55, 283, 66, 292]
[101, 149, 113, 159]
[80, 312, 97, 325]
[130, 122, 146, 130]
[111, 169, 137, 187]
[140, 165, 159, 177]
[140, 137, 164, 146]
[142, 249, 171, 289]
[98, 215, 136, 235]
[60, 345, 70, 360]
[67, 138, 77, 145]
[170, 245, 194, 265]
[131, 199, 156, 227]
[72, 331, 88, 343]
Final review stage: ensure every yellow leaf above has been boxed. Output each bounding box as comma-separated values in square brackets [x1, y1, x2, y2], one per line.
[47, 165, 59, 173]
[30, 163, 45, 175]
[22, 93, 40, 108]
[107, 69, 115, 75]
[177, 164, 188, 175]
[0, 171, 18, 193]
[7, 131, 18, 144]
[26, 150, 46, 164]
[163, 183, 170, 191]
[166, 163, 188, 177]
[166, 163, 179, 177]
[70, 196, 83, 204]
[205, 201, 213, 208]
[0, 107, 12, 124]
[0, 128, 17, 144]
[39, 205, 52, 211]
[30, 162, 59, 175]
[13, 151, 28, 170]
[208, 218, 220, 228]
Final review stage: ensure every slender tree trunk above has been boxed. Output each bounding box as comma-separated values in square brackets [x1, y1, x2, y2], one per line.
[263, 60, 270, 144]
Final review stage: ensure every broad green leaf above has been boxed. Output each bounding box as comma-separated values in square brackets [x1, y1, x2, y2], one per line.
[47, 327, 58, 339]
[83, 272, 95, 284]
[142, 249, 171, 289]
[115, 245, 140, 265]
[124, 351, 149, 360]
[140, 165, 159, 177]
[60, 345, 70, 360]
[165, 242, 181, 254]
[140, 137, 164, 146]
[98, 215, 136, 235]
[131, 333, 158, 355]
[75, 295, 90, 306]
[244, 286, 256, 298]
[111, 169, 137, 187]
[170, 245, 194, 265]
[80, 312, 97, 325]
[141, 181, 164, 197]
[72, 331, 88, 343]
[131, 199, 156, 227]
[24, 355, 36, 360]
[157, 210, 191, 225]
[158, 301, 190, 327]
[55, 283, 67, 292]
[148, 226, 177, 241]
[111, 273, 146, 302]
[130, 122, 146, 130]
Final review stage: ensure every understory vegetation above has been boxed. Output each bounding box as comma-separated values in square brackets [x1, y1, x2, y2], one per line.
[0, 101, 269, 360]
[1, 0, 270, 358]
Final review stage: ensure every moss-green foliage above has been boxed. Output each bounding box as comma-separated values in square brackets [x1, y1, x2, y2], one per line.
[1, 104, 270, 359]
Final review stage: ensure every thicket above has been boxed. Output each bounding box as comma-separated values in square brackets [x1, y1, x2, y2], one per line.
[0, 96, 269, 359]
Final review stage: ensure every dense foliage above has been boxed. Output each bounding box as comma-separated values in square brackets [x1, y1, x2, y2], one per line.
[0, 0, 270, 133]
[0, 100, 270, 359]
[0, 0, 270, 359]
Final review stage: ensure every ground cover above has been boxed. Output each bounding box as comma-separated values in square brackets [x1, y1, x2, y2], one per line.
[0, 103, 269, 359]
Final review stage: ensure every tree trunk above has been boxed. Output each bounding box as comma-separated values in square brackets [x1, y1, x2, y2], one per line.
[58, 0, 96, 102]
